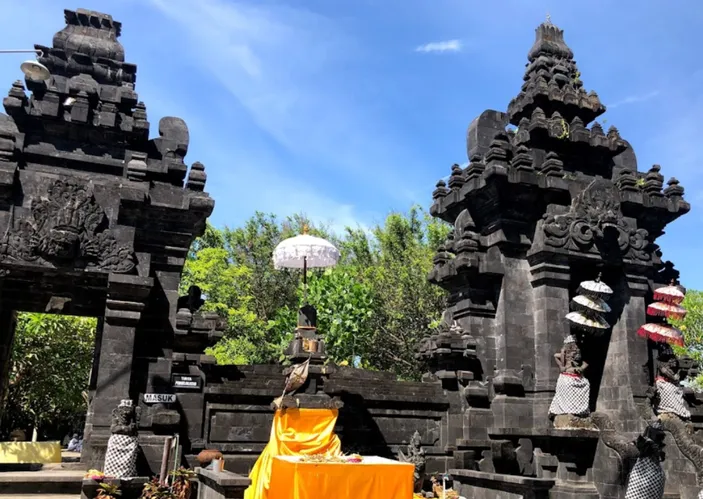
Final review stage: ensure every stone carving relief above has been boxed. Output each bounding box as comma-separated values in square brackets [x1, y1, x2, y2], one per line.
[542, 178, 650, 261]
[0, 179, 135, 273]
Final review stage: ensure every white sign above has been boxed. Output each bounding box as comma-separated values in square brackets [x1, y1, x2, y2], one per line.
[143, 393, 176, 404]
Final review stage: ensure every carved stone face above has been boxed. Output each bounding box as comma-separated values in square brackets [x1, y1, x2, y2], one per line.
[666, 357, 680, 372]
[40, 227, 81, 260]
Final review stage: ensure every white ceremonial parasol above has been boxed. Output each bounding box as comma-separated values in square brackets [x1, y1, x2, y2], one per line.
[571, 294, 612, 315]
[565, 311, 610, 334]
[577, 273, 613, 299]
[272, 230, 340, 302]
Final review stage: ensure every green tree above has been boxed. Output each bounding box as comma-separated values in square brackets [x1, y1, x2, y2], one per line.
[349, 207, 450, 379]
[182, 206, 449, 378]
[3, 313, 96, 440]
[181, 213, 332, 365]
[671, 289, 703, 387]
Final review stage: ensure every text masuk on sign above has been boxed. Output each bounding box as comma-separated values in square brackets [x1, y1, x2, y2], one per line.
[143, 393, 177, 404]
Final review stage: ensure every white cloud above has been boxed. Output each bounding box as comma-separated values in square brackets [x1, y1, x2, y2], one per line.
[607, 90, 659, 109]
[415, 40, 462, 53]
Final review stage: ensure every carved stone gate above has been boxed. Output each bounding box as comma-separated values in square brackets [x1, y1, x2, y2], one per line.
[0, 9, 215, 469]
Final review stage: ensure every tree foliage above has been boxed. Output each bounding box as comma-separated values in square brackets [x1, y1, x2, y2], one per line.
[181, 206, 449, 379]
[671, 289, 703, 387]
[2, 313, 96, 438]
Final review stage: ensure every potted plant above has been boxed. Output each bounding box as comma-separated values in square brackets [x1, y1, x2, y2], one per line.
[97, 482, 122, 499]
[140, 477, 173, 499]
[85, 469, 106, 481]
[170, 467, 196, 499]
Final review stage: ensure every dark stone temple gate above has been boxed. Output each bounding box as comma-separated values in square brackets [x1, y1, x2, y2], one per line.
[0, 9, 216, 468]
[1, 8, 701, 499]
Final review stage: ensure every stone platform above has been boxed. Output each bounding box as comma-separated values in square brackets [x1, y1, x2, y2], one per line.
[0, 468, 83, 495]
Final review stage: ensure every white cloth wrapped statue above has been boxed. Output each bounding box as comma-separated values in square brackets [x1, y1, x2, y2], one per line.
[103, 399, 140, 478]
[625, 423, 666, 499]
[654, 349, 691, 420]
[549, 335, 590, 419]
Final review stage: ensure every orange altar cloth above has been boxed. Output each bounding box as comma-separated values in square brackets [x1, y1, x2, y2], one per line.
[244, 408, 342, 499]
[268, 455, 414, 499]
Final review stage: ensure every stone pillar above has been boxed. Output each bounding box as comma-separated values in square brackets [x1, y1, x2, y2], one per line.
[594, 271, 649, 433]
[82, 273, 153, 468]
[491, 256, 535, 428]
[529, 259, 571, 428]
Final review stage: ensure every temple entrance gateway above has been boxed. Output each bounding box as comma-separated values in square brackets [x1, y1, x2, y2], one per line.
[1, 312, 97, 445]
[0, 8, 216, 471]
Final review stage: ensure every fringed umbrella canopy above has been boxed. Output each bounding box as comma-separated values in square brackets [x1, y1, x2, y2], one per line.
[566, 311, 610, 333]
[571, 294, 612, 315]
[273, 234, 340, 270]
[653, 284, 685, 305]
[577, 274, 613, 299]
[637, 323, 684, 347]
[647, 302, 687, 321]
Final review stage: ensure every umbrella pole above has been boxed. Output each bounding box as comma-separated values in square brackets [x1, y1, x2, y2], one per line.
[303, 256, 308, 305]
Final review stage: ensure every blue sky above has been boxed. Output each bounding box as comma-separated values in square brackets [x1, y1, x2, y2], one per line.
[0, 0, 701, 288]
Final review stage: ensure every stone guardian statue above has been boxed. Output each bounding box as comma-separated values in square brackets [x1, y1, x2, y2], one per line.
[103, 399, 140, 478]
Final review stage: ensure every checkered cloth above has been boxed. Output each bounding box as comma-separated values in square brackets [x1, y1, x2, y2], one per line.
[103, 434, 138, 478]
[549, 372, 590, 417]
[655, 377, 691, 419]
[625, 455, 665, 499]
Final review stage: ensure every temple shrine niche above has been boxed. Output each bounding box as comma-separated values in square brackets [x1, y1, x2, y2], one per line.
[428, 17, 701, 499]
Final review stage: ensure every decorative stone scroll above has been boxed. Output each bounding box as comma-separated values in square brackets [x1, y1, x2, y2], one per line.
[542, 178, 650, 261]
[0, 179, 135, 273]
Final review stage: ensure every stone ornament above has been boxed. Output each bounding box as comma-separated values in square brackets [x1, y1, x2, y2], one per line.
[542, 178, 651, 262]
[397, 430, 426, 493]
[652, 345, 691, 421]
[549, 335, 591, 425]
[103, 399, 140, 478]
[0, 179, 135, 273]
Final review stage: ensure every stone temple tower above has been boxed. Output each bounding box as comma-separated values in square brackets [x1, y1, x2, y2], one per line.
[428, 17, 696, 498]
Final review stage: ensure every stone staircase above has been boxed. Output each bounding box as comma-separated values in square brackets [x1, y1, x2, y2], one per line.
[0, 463, 84, 497]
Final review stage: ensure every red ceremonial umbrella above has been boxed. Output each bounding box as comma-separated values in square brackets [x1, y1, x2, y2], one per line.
[653, 283, 685, 305]
[646, 302, 687, 321]
[637, 323, 684, 347]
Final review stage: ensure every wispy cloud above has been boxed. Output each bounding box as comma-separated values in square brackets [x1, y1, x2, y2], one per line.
[148, 0, 417, 197]
[607, 90, 659, 109]
[415, 39, 462, 53]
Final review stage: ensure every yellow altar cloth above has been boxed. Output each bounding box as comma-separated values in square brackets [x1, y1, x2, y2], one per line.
[244, 408, 342, 499]
[268, 455, 414, 499]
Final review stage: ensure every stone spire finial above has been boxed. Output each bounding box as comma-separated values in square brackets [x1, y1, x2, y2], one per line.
[528, 17, 574, 62]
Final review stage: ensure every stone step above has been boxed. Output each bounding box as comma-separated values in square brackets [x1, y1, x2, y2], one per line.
[0, 496, 80, 498]
[0, 469, 83, 496]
